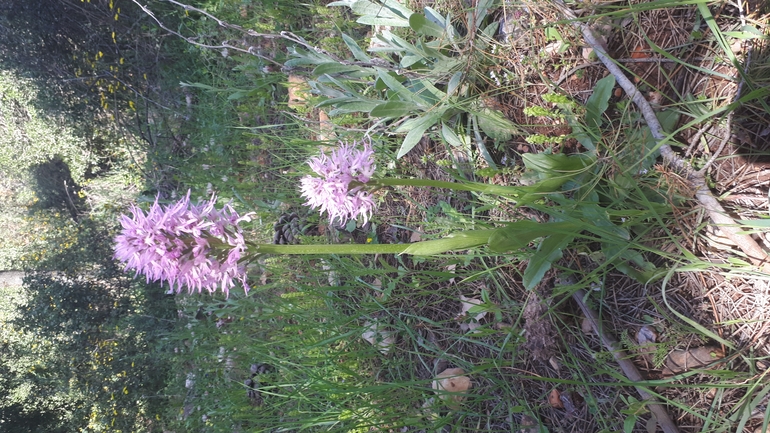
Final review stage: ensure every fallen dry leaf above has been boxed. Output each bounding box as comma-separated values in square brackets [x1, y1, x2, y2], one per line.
[286, 75, 309, 110]
[518, 414, 539, 433]
[580, 316, 593, 335]
[361, 320, 396, 355]
[548, 356, 561, 373]
[446, 263, 457, 285]
[433, 368, 471, 410]
[548, 389, 563, 409]
[636, 325, 658, 365]
[522, 292, 558, 361]
[457, 295, 487, 333]
[662, 346, 725, 375]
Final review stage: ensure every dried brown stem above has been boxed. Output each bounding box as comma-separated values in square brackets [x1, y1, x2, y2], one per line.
[570, 287, 680, 433]
[553, 0, 770, 270]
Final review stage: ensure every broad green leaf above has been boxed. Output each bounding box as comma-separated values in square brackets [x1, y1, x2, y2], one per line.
[316, 96, 357, 107]
[440, 122, 465, 147]
[424, 6, 447, 27]
[472, 0, 494, 28]
[523, 234, 573, 290]
[380, 0, 415, 19]
[488, 221, 579, 253]
[328, 100, 381, 115]
[478, 22, 499, 50]
[738, 219, 770, 228]
[342, 33, 371, 62]
[357, 16, 411, 26]
[522, 153, 594, 177]
[581, 204, 630, 241]
[343, 0, 411, 21]
[396, 111, 443, 158]
[401, 230, 493, 255]
[585, 74, 615, 130]
[545, 27, 563, 42]
[602, 243, 657, 283]
[408, 78, 446, 105]
[723, 25, 764, 39]
[370, 101, 416, 117]
[285, 46, 336, 66]
[312, 62, 372, 76]
[471, 115, 497, 169]
[570, 123, 597, 152]
[446, 71, 463, 96]
[409, 13, 445, 38]
[474, 108, 518, 141]
[377, 69, 429, 107]
[431, 57, 464, 74]
[400, 53, 424, 68]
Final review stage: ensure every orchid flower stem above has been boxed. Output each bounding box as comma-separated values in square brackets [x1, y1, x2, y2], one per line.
[373, 178, 522, 197]
[247, 228, 495, 255]
[248, 242, 409, 255]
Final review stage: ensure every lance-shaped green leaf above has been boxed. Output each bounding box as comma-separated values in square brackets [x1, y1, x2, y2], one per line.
[377, 68, 430, 107]
[370, 101, 418, 118]
[410, 13, 445, 38]
[329, 0, 412, 26]
[523, 153, 594, 177]
[488, 221, 580, 253]
[401, 230, 494, 255]
[328, 100, 382, 115]
[312, 62, 374, 76]
[342, 33, 371, 62]
[396, 110, 444, 158]
[584, 74, 615, 131]
[523, 234, 574, 290]
[473, 107, 519, 141]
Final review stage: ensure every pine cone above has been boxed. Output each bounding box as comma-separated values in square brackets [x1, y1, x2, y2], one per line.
[272, 212, 301, 244]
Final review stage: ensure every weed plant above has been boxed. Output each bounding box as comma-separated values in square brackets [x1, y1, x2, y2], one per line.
[3, 0, 769, 431]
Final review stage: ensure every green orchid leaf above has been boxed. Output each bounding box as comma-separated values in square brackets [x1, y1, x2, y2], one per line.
[440, 122, 466, 147]
[401, 230, 493, 255]
[488, 221, 579, 253]
[342, 33, 371, 62]
[396, 111, 443, 158]
[523, 234, 574, 290]
[409, 13, 445, 38]
[522, 153, 594, 178]
[585, 74, 615, 131]
[312, 62, 373, 76]
[474, 108, 518, 141]
[370, 101, 417, 117]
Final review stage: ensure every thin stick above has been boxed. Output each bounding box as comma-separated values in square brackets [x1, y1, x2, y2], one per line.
[552, 0, 770, 270]
[570, 287, 680, 433]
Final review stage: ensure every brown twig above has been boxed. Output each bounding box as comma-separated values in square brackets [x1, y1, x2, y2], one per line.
[130, 0, 284, 68]
[568, 285, 680, 433]
[552, 0, 770, 270]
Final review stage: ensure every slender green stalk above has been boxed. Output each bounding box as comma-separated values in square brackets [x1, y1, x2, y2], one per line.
[248, 229, 495, 255]
[249, 242, 408, 255]
[374, 178, 524, 197]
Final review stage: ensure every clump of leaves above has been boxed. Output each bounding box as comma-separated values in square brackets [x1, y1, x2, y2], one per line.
[286, 0, 518, 164]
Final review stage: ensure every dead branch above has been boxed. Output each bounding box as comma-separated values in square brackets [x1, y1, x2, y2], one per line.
[567, 283, 680, 433]
[130, 0, 284, 68]
[553, 0, 770, 270]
